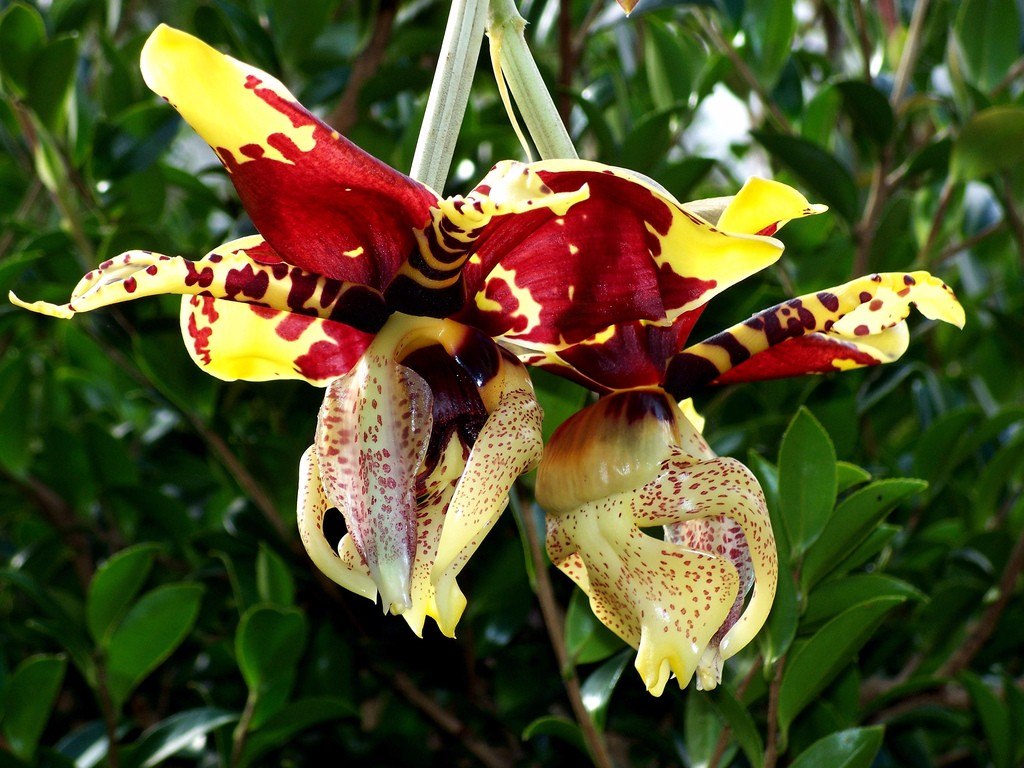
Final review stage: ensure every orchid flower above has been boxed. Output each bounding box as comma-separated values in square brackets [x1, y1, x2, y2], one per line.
[10, 26, 812, 637]
[534, 187, 965, 695]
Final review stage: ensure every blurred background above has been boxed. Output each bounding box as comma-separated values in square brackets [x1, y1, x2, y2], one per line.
[1, 0, 1022, 766]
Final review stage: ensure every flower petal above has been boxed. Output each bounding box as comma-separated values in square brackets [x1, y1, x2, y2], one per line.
[431, 361, 544, 621]
[140, 25, 438, 286]
[539, 389, 774, 694]
[296, 445, 377, 600]
[458, 161, 809, 353]
[180, 296, 373, 385]
[314, 341, 434, 614]
[665, 271, 966, 397]
[10, 235, 390, 332]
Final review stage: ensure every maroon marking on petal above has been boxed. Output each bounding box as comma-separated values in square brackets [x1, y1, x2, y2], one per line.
[145, 265, 159, 276]
[124, 277, 137, 293]
[859, 291, 872, 302]
[184, 261, 215, 288]
[817, 292, 839, 312]
[756, 222, 779, 237]
[209, 254, 223, 263]
[224, 263, 270, 300]
[904, 275, 916, 285]
[275, 313, 316, 341]
[854, 324, 870, 336]
[240, 144, 265, 160]
[869, 299, 883, 311]
[249, 305, 278, 319]
[293, 320, 373, 381]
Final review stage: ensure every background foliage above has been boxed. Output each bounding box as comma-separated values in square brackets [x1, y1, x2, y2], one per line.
[1, 0, 1023, 766]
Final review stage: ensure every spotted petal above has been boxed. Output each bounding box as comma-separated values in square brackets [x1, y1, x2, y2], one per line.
[431, 361, 544, 624]
[140, 25, 438, 286]
[10, 235, 389, 332]
[538, 389, 774, 695]
[458, 165, 821, 354]
[665, 271, 966, 397]
[181, 296, 373, 385]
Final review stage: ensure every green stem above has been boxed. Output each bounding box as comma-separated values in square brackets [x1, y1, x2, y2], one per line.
[487, 0, 577, 161]
[409, 0, 489, 190]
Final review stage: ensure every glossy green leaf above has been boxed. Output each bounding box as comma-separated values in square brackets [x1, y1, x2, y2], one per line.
[256, 545, 295, 607]
[530, 368, 589, 444]
[778, 597, 904, 736]
[835, 81, 894, 147]
[122, 708, 237, 768]
[778, 408, 837, 557]
[743, 0, 796, 86]
[239, 697, 357, 768]
[804, 574, 925, 626]
[831, 524, 900, 576]
[54, 720, 109, 768]
[713, 687, 764, 768]
[802, 479, 926, 588]
[961, 671, 1013, 768]
[86, 543, 162, 644]
[788, 726, 884, 768]
[762, 546, 798, 664]
[836, 462, 871, 494]
[644, 17, 701, 110]
[564, 589, 625, 665]
[579, 650, 630, 731]
[522, 715, 587, 755]
[236, 605, 307, 728]
[952, 106, 1024, 181]
[26, 34, 79, 131]
[0, 3, 46, 95]
[753, 131, 859, 221]
[954, 0, 1022, 91]
[684, 685, 723, 767]
[106, 584, 204, 709]
[1, 655, 66, 761]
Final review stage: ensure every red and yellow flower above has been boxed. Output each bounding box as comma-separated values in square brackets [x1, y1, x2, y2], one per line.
[11, 26, 828, 639]
[534, 189, 965, 695]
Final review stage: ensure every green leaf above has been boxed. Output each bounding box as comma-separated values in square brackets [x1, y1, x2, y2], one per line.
[256, 545, 295, 607]
[961, 672, 1013, 768]
[835, 81, 894, 147]
[788, 727, 884, 768]
[713, 687, 764, 768]
[644, 17, 702, 111]
[0, 3, 46, 95]
[952, 106, 1024, 181]
[239, 697, 357, 768]
[54, 721, 109, 767]
[684, 686, 723, 767]
[954, 0, 1022, 92]
[564, 589, 625, 665]
[522, 715, 587, 755]
[753, 132, 859, 221]
[802, 479, 926, 589]
[836, 462, 871, 494]
[26, 34, 79, 131]
[778, 597, 904, 736]
[122, 708, 237, 768]
[579, 650, 630, 731]
[743, 0, 796, 87]
[832, 524, 899, 577]
[804, 574, 925, 627]
[106, 584, 204, 709]
[87, 543, 162, 645]
[778, 408, 837, 557]
[1, 655, 67, 761]
[236, 605, 307, 728]
[762, 545, 798, 664]
[0, 354, 33, 477]
[530, 368, 589, 444]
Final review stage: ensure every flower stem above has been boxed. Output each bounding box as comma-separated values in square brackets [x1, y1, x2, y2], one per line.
[487, 0, 578, 161]
[410, 0, 489, 190]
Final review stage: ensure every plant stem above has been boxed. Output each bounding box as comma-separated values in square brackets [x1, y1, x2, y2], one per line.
[513, 490, 615, 768]
[410, 0, 489, 190]
[488, 0, 578, 160]
[891, 0, 930, 106]
[762, 659, 785, 768]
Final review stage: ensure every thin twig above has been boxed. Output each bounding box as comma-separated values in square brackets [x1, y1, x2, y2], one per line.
[694, 10, 794, 134]
[517, 491, 616, 768]
[916, 177, 956, 267]
[557, 0, 574, 125]
[327, 0, 399, 134]
[387, 670, 514, 768]
[997, 174, 1024, 264]
[938, 531, 1024, 678]
[13, 474, 95, 589]
[0, 179, 43, 261]
[933, 220, 1007, 265]
[851, 0, 874, 82]
[891, 0, 930, 105]
[762, 660, 785, 768]
[991, 56, 1024, 97]
[853, 152, 891, 275]
[708, 657, 763, 768]
[96, 662, 121, 768]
